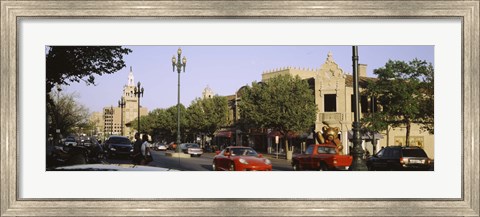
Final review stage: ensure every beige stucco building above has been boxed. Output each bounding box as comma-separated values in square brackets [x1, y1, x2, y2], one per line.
[214, 52, 433, 158]
[260, 52, 434, 158]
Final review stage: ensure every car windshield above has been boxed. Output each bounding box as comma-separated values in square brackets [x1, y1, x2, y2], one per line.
[317, 146, 337, 154]
[231, 148, 257, 156]
[108, 137, 131, 144]
[305, 145, 314, 154]
[402, 149, 428, 157]
[187, 144, 199, 148]
[66, 138, 76, 142]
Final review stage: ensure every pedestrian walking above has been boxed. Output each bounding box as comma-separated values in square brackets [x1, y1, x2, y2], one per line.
[140, 134, 153, 165]
[131, 133, 143, 164]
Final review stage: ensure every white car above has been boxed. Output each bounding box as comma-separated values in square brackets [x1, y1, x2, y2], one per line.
[64, 137, 77, 147]
[180, 143, 203, 157]
[157, 143, 168, 151]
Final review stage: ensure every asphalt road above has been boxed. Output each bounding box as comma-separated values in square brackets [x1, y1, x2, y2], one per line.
[106, 150, 294, 171]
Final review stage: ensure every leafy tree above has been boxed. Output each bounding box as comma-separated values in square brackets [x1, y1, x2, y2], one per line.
[46, 46, 132, 94]
[363, 59, 434, 146]
[131, 105, 187, 143]
[45, 46, 131, 143]
[187, 96, 229, 145]
[238, 74, 317, 151]
[47, 90, 90, 139]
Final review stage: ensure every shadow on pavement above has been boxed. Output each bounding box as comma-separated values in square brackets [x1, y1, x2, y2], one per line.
[200, 164, 213, 171]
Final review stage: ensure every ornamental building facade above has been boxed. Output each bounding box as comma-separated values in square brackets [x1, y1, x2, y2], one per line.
[224, 52, 434, 158]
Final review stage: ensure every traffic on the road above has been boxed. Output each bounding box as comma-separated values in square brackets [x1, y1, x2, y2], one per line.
[47, 134, 433, 171]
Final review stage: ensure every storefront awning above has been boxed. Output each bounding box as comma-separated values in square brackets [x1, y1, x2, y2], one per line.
[214, 130, 233, 138]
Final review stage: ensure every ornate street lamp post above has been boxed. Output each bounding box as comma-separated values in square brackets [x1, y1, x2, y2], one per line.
[134, 82, 144, 133]
[109, 106, 114, 136]
[172, 48, 187, 152]
[118, 97, 126, 136]
[350, 46, 368, 171]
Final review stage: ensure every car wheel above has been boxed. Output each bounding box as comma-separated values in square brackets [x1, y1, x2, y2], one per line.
[319, 162, 328, 171]
[292, 163, 301, 171]
[97, 153, 105, 162]
[229, 162, 235, 171]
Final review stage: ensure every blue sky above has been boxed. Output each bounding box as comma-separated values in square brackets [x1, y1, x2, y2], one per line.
[60, 46, 434, 113]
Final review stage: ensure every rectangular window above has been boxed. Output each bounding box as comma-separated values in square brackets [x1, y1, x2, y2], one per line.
[352, 95, 372, 113]
[324, 94, 336, 112]
[370, 96, 378, 113]
[361, 95, 369, 113]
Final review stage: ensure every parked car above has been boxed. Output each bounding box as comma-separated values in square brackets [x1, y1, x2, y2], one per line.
[64, 137, 77, 147]
[212, 146, 272, 171]
[168, 142, 177, 151]
[104, 136, 133, 159]
[78, 137, 105, 163]
[179, 143, 203, 157]
[366, 146, 432, 171]
[157, 143, 168, 151]
[291, 143, 353, 171]
[48, 145, 90, 167]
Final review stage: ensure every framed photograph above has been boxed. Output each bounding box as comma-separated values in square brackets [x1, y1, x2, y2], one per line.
[1, 0, 478, 216]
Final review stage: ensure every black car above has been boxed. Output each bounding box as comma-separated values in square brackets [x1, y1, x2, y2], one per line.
[105, 136, 133, 159]
[78, 137, 105, 163]
[367, 146, 432, 171]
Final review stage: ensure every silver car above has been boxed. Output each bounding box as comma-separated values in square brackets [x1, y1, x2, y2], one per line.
[180, 143, 203, 157]
[156, 143, 168, 151]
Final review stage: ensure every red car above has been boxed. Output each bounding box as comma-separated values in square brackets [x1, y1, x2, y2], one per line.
[292, 143, 353, 171]
[212, 146, 272, 171]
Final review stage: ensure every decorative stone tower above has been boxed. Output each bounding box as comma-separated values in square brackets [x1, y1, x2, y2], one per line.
[202, 85, 214, 99]
[121, 66, 148, 139]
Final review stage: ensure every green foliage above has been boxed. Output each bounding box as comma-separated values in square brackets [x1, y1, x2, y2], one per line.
[132, 104, 188, 142]
[238, 74, 317, 137]
[46, 46, 132, 93]
[187, 96, 229, 137]
[132, 95, 229, 143]
[363, 59, 434, 145]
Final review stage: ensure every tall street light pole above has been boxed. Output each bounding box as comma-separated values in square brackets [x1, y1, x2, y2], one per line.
[172, 48, 187, 152]
[118, 97, 126, 136]
[109, 106, 114, 136]
[134, 82, 144, 134]
[350, 46, 368, 171]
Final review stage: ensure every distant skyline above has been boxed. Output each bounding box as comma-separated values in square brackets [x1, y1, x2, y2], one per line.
[60, 46, 434, 113]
